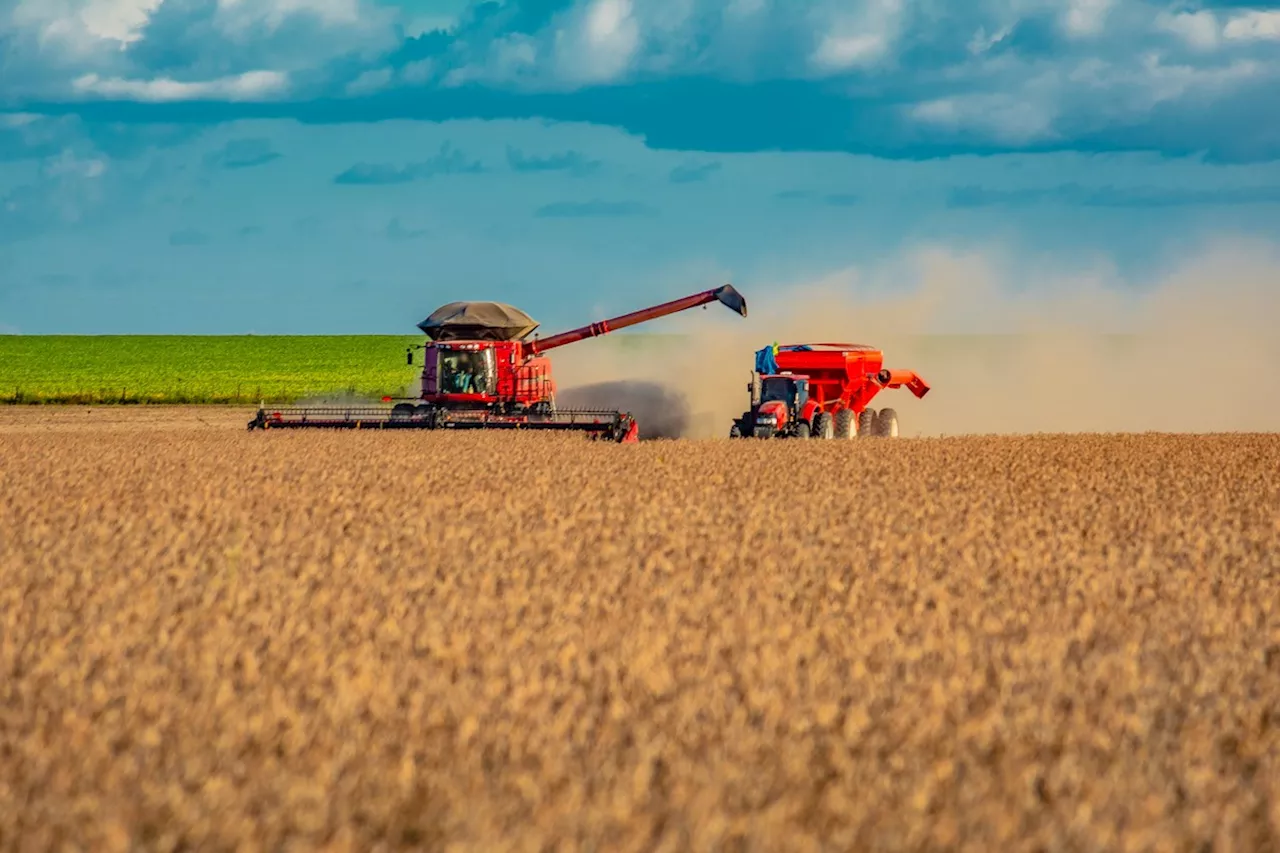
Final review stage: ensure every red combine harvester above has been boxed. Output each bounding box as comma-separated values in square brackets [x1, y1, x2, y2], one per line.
[247, 285, 748, 442]
[729, 343, 929, 439]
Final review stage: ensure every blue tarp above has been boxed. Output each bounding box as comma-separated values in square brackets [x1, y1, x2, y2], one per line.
[755, 344, 778, 375]
[755, 343, 818, 374]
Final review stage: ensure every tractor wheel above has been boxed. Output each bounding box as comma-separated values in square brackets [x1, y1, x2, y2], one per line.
[857, 409, 876, 437]
[390, 403, 415, 422]
[814, 411, 834, 439]
[794, 421, 811, 439]
[834, 408, 855, 439]
[875, 408, 900, 438]
[729, 423, 742, 438]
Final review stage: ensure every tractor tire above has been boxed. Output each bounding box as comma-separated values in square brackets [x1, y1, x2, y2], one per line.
[729, 423, 742, 438]
[834, 408, 855, 439]
[794, 421, 811, 439]
[875, 407, 900, 438]
[814, 411, 835, 439]
[857, 409, 876, 437]
[390, 403, 415, 422]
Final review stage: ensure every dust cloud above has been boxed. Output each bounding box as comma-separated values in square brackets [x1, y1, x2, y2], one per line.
[556, 381, 692, 440]
[551, 237, 1280, 438]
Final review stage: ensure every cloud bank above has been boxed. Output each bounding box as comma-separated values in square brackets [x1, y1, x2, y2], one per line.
[3, 1, 1279, 160]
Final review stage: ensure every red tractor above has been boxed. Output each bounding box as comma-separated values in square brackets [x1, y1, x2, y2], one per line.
[248, 284, 748, 441]
[729, 343, 929, 439]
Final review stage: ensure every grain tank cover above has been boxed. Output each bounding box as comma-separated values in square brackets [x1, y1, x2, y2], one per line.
[416, 301, 540, 341]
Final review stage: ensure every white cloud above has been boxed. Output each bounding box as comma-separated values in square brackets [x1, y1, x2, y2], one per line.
[1062, 0, 1113, 38]
[11, 0, 163, 51]
[345, 67, 393, 96]
[1156, 10, 1219, 51]
[42, 148, 107, 179]
[809, 0, 902, 73]
[72, 70, 290, 101]
[552, 0, 642, 85]
[910, 92, 1061, 144]
[214, 0, 363, 34]
[0, 113, 43, 128]
[1223, 10, 1280, 41]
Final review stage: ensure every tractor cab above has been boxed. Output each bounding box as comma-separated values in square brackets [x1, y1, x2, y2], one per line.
[757, 374, 808, 409]
[731, 372, 817, 438]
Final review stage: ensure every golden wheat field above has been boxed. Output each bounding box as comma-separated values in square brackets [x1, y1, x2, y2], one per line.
[1, 406, 1278, 853]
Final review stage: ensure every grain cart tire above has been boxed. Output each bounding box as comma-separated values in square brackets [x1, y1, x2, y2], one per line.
[875, 408, 900, 438]
[794, 421, 811, 439]
[857, 409, 876, 437]
[834, 408, 855, 439]
[814, 411, 835, 439]
[391, 403, 415, 422]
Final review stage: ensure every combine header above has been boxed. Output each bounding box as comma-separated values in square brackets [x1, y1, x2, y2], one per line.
[247, 285, 748, 442]
[729, 342, 929, 439]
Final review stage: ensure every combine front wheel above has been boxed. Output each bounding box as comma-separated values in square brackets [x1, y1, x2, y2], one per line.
[834, 409, 855, 439]
[390, 403, 415, 422]
[814, 411, 834, 439]
[875, 408, 899, 438]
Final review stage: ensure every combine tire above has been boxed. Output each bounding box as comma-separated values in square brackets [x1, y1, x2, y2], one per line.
[834, 409, 855, 439]
[390, 403, 415, 422]
[814, 411, 834, 439]
[857, 409, 876, 437]
[875, 408, 900, 438]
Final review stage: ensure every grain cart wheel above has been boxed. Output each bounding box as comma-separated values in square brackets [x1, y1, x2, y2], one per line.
[857, 409, 876, 437]
[391, 403, 415, 422]
[875, 408, 900, 438]
[834, 408, 855, 439]
[814, 411, 835, 439]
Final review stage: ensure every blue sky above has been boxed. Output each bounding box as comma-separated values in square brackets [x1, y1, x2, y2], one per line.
[1, 0, 1278, 334]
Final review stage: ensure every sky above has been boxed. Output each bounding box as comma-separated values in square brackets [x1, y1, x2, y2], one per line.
[1, 0, 1279, 335]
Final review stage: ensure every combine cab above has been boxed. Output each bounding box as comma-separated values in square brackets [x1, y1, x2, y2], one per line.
[248, 285, 748, 442]
[730, 343, 929, 439]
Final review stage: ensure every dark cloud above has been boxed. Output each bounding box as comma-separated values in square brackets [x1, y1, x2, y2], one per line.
[669, 161, 721, 183]
[534, 200, 655, 218]
[947, 183, 1280, 208]
[774, 190, 861, 205]
[203, 138, 281, 169]
[333, 162, 417, 185]
[506, 146, 601, 175]
[386, 217, 428, 240]
[168, 228, 209, 246]
[333, 141, 483, 184]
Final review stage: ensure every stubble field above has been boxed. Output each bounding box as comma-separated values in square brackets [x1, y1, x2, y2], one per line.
[2, 407, 1278, 852]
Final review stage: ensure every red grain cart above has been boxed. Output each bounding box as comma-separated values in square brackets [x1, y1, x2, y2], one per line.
[248, 285, 748, 442]
[729, 343, 929, 439]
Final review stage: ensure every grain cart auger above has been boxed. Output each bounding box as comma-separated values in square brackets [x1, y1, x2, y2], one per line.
[729, 343, 929, 439]
[247, 284, 748, 442]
